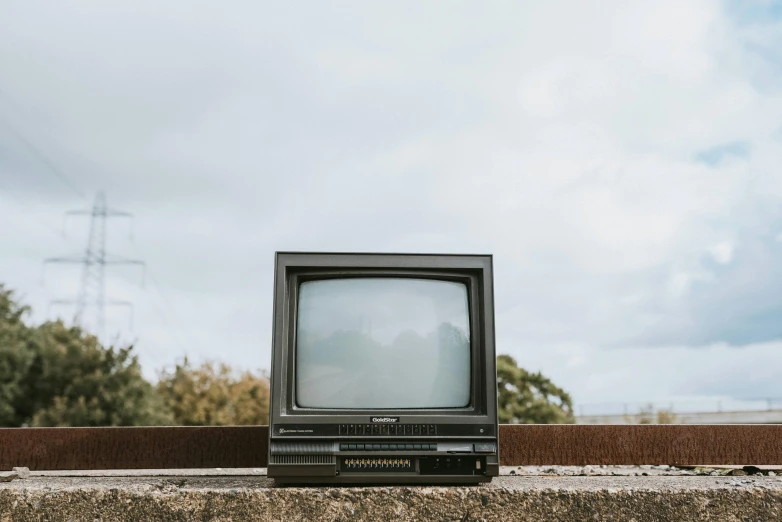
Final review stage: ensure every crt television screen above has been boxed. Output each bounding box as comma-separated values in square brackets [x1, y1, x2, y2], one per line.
[295, 277, 471, 409]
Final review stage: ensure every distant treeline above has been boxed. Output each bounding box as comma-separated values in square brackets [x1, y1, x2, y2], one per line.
[0, 283, 572, 426]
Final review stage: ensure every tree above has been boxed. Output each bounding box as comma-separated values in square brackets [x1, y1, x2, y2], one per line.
[156, 359, 270, 426]
[626, 404, 678, 425]
[497, 354, 575, 424]
[0, 284, 172, 427]
[21, 321, 173, 426]
[0, 285, 34, 426]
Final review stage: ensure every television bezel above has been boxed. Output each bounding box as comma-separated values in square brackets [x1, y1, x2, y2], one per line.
[270, 252, 497, 430]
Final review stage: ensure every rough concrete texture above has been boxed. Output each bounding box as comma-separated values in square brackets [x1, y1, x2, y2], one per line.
[1, 469, 781, 521]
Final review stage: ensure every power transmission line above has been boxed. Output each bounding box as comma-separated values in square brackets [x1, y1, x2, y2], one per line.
[0, 87, 87, 199]
[44, 191, 144, 341]
[126, 240, 193, 362]
[0, 118, 87, 200]
[0, 188, 70, 242]
[143, 267, 192, 362]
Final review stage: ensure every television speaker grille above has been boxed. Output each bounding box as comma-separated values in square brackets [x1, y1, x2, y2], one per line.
[270, 442, 333, 454]
[270, 454, 336, 465]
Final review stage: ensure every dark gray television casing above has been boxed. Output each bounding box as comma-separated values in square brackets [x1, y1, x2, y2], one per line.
[268, 252, 499, 484]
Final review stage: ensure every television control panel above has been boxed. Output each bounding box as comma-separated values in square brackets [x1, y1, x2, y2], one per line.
[273, 423, 495, 437]
[340, 423, 437, 435]
[268, 439, 499, 484]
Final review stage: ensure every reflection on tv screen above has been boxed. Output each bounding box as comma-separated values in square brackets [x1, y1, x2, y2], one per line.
[296, 278, 471, 409]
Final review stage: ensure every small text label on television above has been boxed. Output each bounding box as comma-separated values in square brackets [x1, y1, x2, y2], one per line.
[371, 417, 400, 423]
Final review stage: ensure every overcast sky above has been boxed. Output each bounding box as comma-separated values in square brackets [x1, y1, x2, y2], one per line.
[1, 1, 781, 414]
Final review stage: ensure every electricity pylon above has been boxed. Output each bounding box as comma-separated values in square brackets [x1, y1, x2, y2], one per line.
[44, 191, 145, 340]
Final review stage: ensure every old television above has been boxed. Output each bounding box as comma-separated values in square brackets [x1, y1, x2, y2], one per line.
[268, 252, 498, 484]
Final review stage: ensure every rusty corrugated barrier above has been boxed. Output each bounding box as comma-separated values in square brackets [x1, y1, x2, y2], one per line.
[498, 424, 782, 466]
[1, 425, 781, 470]
[0, 426, 267, 470]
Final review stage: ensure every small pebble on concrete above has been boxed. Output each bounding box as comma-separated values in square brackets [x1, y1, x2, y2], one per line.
[12, 468, 30, 479]
[0, 472, 19, 483]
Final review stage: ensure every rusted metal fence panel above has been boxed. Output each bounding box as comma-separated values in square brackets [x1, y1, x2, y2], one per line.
[0, 427, 267, 470]
[1, 425, 780, 470]
[498, 424, 782, 466]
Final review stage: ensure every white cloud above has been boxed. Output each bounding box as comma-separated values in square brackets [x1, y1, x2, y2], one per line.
[710, 241, 735, 264]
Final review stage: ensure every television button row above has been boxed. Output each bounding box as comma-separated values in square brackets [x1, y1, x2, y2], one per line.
[339, 424, 437, 435]
[340, 443, 437, 451]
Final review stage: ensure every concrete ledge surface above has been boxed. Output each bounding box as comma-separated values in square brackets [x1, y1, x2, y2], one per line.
[1, 469, 781, 521]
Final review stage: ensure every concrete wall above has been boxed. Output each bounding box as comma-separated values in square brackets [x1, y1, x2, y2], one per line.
[1, 469, 781, 521]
